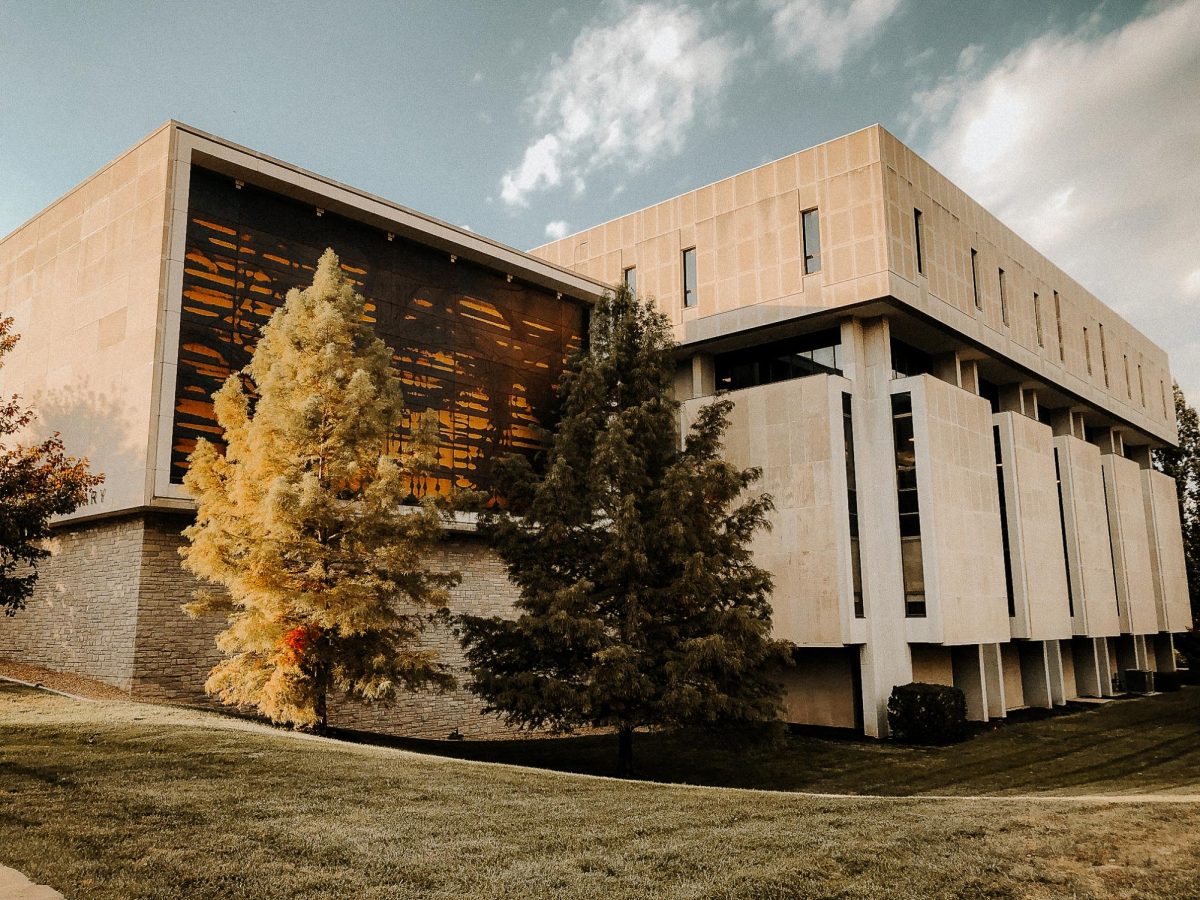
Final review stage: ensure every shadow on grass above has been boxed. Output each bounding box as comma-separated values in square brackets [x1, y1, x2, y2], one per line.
[327, 689, 1200, 795]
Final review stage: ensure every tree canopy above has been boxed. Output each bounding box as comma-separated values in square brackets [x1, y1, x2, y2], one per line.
[1154, 381, 1200, 623]
[459, 284, 788, 775]
[0, 316, 103, 615]
[181, 249, 457, 729]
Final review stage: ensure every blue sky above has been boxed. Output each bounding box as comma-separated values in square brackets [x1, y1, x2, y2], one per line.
[2, 0, 1198, 399]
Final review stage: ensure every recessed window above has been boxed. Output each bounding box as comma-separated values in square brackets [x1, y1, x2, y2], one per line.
[715, 328, 842, 391]
[1034, 292, 1043, 347]
[843, 393, 863, 619]
[995, 425, 1016, 618]
[1054, 290, 1065, 361]
[970, 249, 981, 310]
[1138, 364, 1146, 407]
[1124, 355, 1132, 399]
[1083, 326, 1092, 375]
[682, 247, 697, 308]
[1099, 324, 1109, 388]
[892, 393, 925, 618]
[998, 268, 1008, 326]
[802, 208, 821, 275]
[1162, 380, 1169, 418]
[623, 266, 636, 294]
[914, 208, 925, 276]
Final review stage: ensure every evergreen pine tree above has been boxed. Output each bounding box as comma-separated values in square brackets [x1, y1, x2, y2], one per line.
[1154, 381, 1200, 623]
[459, 284, 788, 776]
[0, 317, 104, 615]
[181, 249, 457, 729]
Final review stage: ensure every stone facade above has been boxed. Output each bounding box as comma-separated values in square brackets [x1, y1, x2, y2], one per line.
[0, 516, 144, 689]
[0, 512, 524, 739]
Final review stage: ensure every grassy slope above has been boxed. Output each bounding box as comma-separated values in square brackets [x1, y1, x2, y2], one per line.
[1, 683, 1198, 900]
[368, 690, 1200, 796]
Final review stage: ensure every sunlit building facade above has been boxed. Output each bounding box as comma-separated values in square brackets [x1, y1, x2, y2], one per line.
[534, 124, 1192, 736]
[0, 122, 1191, 738]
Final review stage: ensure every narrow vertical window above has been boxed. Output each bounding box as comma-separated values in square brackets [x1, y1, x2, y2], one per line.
[970, 249, 981, 310]
[1054, 290, 1065, 361]
[1099, 324, 1109, 387]
[892, 393, 925, 617]
[1053, 448, 1075, 619]
[994, 425, 1016, 618]
[998, 268, 1009, 326]
[1138, 364, 1146, 407]
[802, 208, 821, 274]
[682, 247, 697, 308]
[1124, 354, 1132, 399]
[1100, 466, 1121, 615]
[623, 266, 636, 294]
[1034, 292, 1043, 347]
[1162, 379, 1169, 419]
[1083, 326, 1092, 375]
[843, 394, 864, 618]
[913, 208, 925, 276]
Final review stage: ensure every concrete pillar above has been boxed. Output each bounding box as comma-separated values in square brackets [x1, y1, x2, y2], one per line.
[1135, 634, 1152, 670]
[1018, 640, 1053, 708]
[840, 316, 912, 737]
[691, 353, 715, 398]
[1155, 633, 1177, 673]
[1100, 638, 1117, 696]
[952, 644, 988, 721]
[1073, 637, 1105, 698]
[932, 352, 961, 388]
[982, 643, 1007, 718]
[1045, 640, 1067, 705]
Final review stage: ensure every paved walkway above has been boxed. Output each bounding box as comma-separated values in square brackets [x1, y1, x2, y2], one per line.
[0, 865, 64, 900]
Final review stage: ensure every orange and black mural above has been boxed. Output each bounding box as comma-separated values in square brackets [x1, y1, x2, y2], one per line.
[174, 166, 585, 498]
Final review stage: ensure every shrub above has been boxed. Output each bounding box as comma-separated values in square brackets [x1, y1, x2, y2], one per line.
[1155, 670, 1181, 692]
[1175, 629, 1200, 673]
[887, 682, 968, 745]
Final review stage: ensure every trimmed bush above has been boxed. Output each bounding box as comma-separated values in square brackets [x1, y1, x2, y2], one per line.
[887, 682, 968, 745]
[1155, 670, 1181, 692]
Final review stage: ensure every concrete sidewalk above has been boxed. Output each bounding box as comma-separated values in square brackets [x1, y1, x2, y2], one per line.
[0, 865, 64, 899]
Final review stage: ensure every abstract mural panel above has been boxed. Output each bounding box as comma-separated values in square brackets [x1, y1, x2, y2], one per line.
[174, 166, 586, 500]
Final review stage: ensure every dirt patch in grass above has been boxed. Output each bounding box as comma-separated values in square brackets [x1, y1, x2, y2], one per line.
[2, 683, 1200, 899]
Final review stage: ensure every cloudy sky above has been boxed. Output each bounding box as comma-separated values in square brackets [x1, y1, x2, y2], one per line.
[2, 0, 1197, 400]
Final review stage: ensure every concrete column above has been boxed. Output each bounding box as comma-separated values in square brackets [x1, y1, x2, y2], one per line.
[1115, 634, 1140, 675]
[1073, 637, 1105, 697]
[840, 316, 912, 737]
[952, 644, 989, 721]
[1100, 638, 1117, 696]
[691, 353, 715, 398]
[1135, 634, 1152, 670]
[982, 643, 1007, 718]
[1045, 640, 1067, 705]
[1155, 633, 1177, 673]
[1018, 641, 1053, 708]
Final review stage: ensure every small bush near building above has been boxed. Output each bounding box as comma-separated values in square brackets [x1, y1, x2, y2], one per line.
[887, 682, 968, 745]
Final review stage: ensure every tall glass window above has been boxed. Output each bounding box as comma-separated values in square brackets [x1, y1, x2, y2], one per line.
[1053, 448, 1075, 618]
[1083, 326, 1093, 375]
[892, 393, 925, 617]
[682, 248, 697, 308]
[802, 208, 821, 274]
[1054, 290, 1065, 361]
[843, 393, 864, 618]
[1034, 292, 1043, 347]
[970, 249, 981, 310]
[998, 267, 1009, 326]
[994, 425, 1016, 618]
[914, 208, 925, 276]
[623, 266, 636, 294]
[1099, 323, 1110, 387]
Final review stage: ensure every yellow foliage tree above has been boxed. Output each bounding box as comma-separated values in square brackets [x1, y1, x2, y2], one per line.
[181, 249, 457, 729]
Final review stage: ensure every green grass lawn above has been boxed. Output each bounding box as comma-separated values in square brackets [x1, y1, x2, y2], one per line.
[2, 683, 1199, 899]
[362, 690, 1200, 797]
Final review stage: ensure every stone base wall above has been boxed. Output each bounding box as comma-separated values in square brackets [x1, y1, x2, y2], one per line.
[4, 511, 526, 739]
[0, 515, 145, 690]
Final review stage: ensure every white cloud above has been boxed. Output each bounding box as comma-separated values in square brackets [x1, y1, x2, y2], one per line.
[763, 0, 903, 72]
[912, 0, 1200, 406]
[499, 2, 741, 208]
[544, 219, 570, 240]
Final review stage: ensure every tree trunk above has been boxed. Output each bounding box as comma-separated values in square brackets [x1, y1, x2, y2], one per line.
[313, 658, 329, 736]
[617, 724, 634, 778]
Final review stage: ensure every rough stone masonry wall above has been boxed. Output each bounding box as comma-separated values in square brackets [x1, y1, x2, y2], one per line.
[130, 514, 523, 738]
[0, 515, 145, 690]
[131, 513, 224, 701]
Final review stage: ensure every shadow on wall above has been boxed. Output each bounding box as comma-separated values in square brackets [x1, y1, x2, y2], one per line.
[32, 376, 143, 517]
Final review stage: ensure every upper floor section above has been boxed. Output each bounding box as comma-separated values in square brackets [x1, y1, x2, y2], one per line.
[531, 125, 1176, 445]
